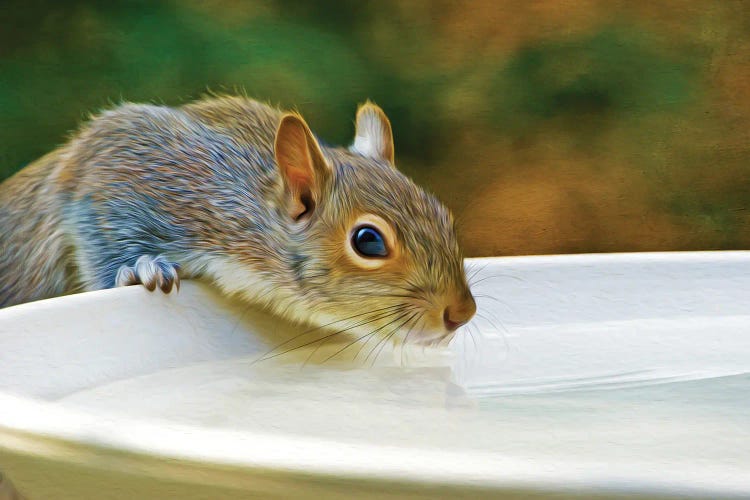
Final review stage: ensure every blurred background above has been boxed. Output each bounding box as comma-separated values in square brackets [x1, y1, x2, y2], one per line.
[1, 0, 748, 256]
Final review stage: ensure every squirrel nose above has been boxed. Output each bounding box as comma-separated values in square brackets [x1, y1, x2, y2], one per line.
[443, 293, 477, 332]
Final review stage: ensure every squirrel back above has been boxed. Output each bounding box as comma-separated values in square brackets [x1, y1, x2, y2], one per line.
[0, 150, 79, 306]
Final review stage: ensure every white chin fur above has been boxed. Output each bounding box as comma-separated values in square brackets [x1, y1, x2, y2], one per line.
[190, 255, 439, 348]
[193, 255, 331, 327]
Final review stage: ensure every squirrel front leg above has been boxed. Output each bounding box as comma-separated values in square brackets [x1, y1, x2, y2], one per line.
[115, 255, 180, 293]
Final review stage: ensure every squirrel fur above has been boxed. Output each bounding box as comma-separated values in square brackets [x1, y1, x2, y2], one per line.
[0, 96, 476, 345]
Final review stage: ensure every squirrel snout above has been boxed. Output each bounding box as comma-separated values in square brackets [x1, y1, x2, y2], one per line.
[443, 293, 477, 332]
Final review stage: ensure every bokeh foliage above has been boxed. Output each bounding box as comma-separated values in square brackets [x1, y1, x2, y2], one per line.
[1, 0, 749, 255]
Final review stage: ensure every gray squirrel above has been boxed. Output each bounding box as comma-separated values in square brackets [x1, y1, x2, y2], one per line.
[0, 96, 476, 345]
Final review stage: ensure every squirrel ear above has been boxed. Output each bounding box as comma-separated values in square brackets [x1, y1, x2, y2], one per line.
[350, 101, 395, 166]
[274, 113, 331, 221]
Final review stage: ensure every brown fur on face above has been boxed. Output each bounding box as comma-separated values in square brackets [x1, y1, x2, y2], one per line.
[283, 132, 473, 346]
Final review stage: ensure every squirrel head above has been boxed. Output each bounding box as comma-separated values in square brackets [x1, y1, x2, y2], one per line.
[270, 101, 476, 349]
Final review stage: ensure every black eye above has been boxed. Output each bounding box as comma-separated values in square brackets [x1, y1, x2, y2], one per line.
[352, 226, 388, 257]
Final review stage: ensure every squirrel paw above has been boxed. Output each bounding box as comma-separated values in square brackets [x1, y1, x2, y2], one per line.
[115, 255, 180, 293]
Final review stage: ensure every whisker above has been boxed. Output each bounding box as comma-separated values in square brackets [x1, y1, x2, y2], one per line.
[467, 323, 479, 354]
[343, 296, 432, 311]
[262, 307, 408, 364]
[351, 307, 421, 362]
[473, 293, 502, 303]
[472, 313, 510, 354]
[465, 262, 488, 282]
[229, 302, 253, 337]
[476, 311, 508, 335]
[403, 277, 426, 294]
[352, 321, 387, 361]
[367, 312, 420, 367]
[400, 312, 424, 366]
[343, 293, 429, 302]
[470, 273, 525, 286]
[255, 303, 404, 361]
[256, 305, 409, 363]
[473, 294, 515, 313]
[319, 309, 415, 365]
[464, 261, 477, 272]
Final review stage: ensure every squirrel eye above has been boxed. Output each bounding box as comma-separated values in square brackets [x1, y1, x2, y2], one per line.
[352, 226, 388, 257]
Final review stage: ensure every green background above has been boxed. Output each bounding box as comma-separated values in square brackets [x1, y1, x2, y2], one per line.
[2, 0, 749, 255]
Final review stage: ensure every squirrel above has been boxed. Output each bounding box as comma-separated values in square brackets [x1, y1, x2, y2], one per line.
[0, 96, 476, 346]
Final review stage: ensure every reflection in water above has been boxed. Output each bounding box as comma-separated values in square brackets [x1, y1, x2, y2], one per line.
[60, 353, 750, 466]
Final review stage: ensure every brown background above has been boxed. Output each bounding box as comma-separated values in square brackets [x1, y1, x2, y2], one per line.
[2, 1, 749, 256]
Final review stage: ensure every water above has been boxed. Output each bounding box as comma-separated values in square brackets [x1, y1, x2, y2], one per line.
[57, 258, 750, 467]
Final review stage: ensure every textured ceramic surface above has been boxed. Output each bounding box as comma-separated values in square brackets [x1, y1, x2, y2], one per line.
[1, 252, 749, 499]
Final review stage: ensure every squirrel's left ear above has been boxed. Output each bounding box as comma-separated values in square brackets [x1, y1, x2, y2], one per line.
[350, 101, 395, 166]
[275, 113, 332, 221]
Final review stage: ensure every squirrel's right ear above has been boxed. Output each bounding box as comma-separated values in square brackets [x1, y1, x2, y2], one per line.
[274, 113, 332, 221]
[350, 101, 395, 167]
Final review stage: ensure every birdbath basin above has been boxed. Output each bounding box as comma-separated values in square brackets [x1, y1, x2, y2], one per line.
[1, 252, 749, 499]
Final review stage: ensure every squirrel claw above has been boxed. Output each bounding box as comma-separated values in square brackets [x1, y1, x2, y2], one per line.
[115, 255, 180, 294]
